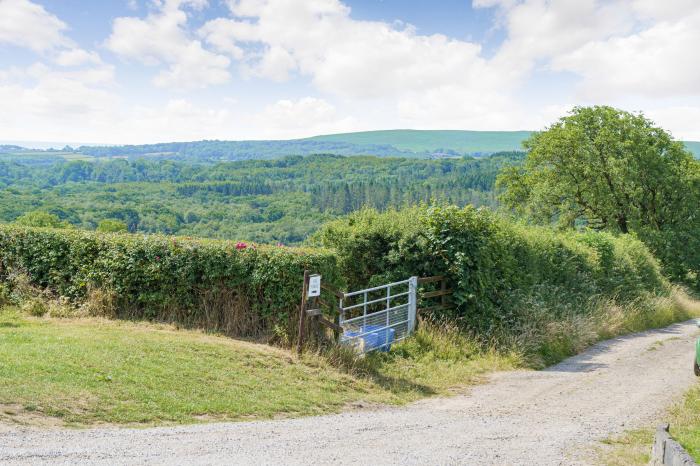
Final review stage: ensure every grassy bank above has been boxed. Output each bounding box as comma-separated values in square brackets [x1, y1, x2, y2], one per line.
[2, 285, 698, 428]
[0, 307, 517, 427]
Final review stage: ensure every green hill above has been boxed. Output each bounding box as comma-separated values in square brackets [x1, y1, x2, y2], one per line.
[307, 129, 532, 154]
[685, 141, 700, 158]
[311, 129, 700, 158]
[7, 130, 699, 161]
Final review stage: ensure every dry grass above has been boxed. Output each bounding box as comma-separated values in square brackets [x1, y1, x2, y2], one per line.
[498, 287, 700, 368]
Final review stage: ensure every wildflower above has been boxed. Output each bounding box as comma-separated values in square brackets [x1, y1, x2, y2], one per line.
[236, 241, 247, 250]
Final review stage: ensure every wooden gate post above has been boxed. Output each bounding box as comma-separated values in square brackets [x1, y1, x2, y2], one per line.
[296, 270, 310, 355]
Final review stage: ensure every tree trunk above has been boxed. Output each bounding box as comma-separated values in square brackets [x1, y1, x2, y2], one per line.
[617, 215, 629, 234]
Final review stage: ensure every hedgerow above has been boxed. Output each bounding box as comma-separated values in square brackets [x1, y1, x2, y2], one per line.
[312, 206, 669, 330]
[0, 226, 340, 339]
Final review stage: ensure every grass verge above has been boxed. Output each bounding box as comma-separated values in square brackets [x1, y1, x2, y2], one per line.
[594, 294, 700, 465]
[597, 383, 700, 466]
[0, 307, 515, 427]
[0, 307, 389, 426]
[0, 287, 698, 428]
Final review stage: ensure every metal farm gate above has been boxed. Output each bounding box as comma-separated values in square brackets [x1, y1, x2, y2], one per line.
[338, 277, 417, 353]
[297, 272, 451, 355]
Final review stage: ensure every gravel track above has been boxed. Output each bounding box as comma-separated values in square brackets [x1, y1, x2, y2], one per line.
[1, 321, 698, 465]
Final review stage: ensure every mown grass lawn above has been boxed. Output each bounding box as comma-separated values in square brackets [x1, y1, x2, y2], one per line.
[0, 307, 514, 427]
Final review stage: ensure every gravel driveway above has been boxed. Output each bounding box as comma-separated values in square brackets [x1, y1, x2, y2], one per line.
[1, 320, 698, 465]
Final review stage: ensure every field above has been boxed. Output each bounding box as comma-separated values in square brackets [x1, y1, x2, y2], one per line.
[307, 129, 533, 153]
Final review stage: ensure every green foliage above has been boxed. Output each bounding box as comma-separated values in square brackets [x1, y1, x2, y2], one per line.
[0, 153, 515, 244]
[96, 219, 128, 233]
[13, 211, 73, 229]
[314, 205, 668, 329]
[497, 105, 700, 284]
[0, 226, 340, 339]
[21, 298, 48, 317]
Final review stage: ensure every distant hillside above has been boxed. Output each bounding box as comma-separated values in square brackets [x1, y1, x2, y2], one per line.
[307, 129, 532, 154]
[4, 129, 699, 161]
[71, 130, 530, 161]
[75, 139, 413, 161]
[685, 141, 700, 158]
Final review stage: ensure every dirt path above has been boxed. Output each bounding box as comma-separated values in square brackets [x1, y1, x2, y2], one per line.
[1, 321, 698, 465]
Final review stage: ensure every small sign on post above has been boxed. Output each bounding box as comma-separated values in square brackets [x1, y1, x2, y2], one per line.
[307, 274, 321, 297]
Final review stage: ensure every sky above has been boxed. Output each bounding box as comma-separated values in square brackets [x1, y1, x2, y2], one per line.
[1, 0, 700, 145]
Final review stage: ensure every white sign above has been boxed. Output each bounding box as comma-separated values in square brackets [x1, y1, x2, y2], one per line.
[308, 274, 321, 297]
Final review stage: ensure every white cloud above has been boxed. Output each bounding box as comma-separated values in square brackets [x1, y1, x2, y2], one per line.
[475, 0, 700, 101]
[201, 0, 508, 99]
[196, 0, 519, 131]
[551, 10, 700, 99]
[4, 0, 700, 143]
[646, 105, 700, 141]
[0, 0, 71, 52]
[253, 97, 358, 138]
[54, 48, 103, 67]
[198, 18, 246, 59]
[123, 98, 234, 141]
[106, 0, 231, 89]
[480, 0, 633, 74]
[0, 64, 118, 132]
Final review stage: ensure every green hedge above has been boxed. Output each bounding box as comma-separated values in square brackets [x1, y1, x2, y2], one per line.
[313, 206, 669, 327]
[0, 226, 340, 339]
[0, 207, 670, 339]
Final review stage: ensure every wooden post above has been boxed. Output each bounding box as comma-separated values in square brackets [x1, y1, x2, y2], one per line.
[296, 270, 310, 355]
[313, 295, 323, 345]
[333, 314, 340, 342]
[440, 277, 447, 310]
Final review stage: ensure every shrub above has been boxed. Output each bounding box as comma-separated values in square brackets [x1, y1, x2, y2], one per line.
[313, 206, 669, 331]
[96, 219, 128, 233]
[22, 298, 48, 317]
[0, 226, 340, 340]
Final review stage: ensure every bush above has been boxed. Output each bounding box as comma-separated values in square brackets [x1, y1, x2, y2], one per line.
[96, 219, 128, 233]
[0, 226, 340, 340]
[22, 298, 48, 317]
[313, 206, 669, 331]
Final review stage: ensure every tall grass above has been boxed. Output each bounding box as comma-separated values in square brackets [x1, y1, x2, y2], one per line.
[323, 287, 700, 395]
[501, 286, 700, 368]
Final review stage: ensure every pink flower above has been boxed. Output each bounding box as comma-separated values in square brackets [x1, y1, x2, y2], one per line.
[155, 256, 161, 261]
[235, 242, 247, 250]
[277, 242, 285, 247]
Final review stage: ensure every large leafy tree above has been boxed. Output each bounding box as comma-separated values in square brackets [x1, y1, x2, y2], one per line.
[497, 106, 700, 282]
[13, 211, 74, 229]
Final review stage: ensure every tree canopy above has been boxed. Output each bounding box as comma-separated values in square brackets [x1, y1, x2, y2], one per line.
[13, 211, 74, 229]
[497, 106, 700, 283]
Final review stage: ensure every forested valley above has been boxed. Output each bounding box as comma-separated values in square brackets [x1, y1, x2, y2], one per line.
[0, 151, 521, 244]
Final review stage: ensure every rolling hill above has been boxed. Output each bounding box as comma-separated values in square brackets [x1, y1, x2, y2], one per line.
[4, 130, 699, 160]
[307, 129, 533, 154]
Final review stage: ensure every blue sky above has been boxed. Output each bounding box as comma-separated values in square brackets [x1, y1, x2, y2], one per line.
[1, 0, 699, 145]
